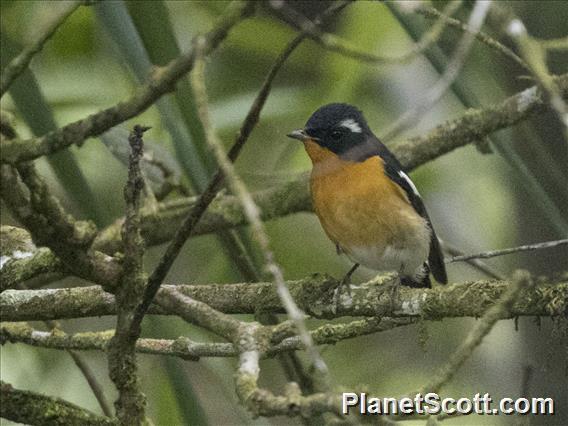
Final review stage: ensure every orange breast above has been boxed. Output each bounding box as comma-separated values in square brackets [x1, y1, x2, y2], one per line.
[305, 141, 426, 249]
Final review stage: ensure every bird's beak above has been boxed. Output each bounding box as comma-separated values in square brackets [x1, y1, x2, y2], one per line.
[286, 129, 310, 142]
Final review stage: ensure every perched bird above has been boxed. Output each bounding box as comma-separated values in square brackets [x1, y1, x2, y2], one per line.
[287, 103, 447, 288]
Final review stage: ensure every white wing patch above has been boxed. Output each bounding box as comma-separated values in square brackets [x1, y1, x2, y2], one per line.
[339, 118, 362, 133]
[398, 171, 420, 197]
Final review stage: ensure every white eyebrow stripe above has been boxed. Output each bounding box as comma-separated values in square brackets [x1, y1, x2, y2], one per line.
[398, 171, 420, 197]
[338, 118, 362, 133]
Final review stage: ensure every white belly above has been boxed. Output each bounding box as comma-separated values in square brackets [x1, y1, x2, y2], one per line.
[343, 227, 430, 278]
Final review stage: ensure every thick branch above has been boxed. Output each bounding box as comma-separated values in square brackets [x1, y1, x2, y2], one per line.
[0, 1, 255, 164]
[107, 126, 148, 425]
[0, 381, 117, 425]
[394, 73, 568, 170]
[2, 277, 565, 322]
[0, 247, 64, 291]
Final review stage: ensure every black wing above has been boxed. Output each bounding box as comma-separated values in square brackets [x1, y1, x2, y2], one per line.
[375, 140, 448, 285]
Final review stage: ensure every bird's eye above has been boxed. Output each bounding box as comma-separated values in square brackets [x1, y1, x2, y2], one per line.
[330, 130, 342, 141]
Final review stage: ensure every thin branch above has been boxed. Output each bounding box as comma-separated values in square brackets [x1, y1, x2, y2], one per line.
[506, 16, 568, 141]
[537, 36, 568, 51]
[107, 126, 149, 425]
[129, 9, 310, 335]
[447, 239, 568, 263]
[414, 3, 531, 72]
[271, 0, 463, 65]
[17, 278, 113, 418]
[190, 41, 329, 378]
[1, 227, 114, 421]
[382, 0, 493, 141]
[3, 278, 565, 322]
[440, 240, 504, 280]
[94, 175, 311, 255]
[0, 225, 66, 291]
[0, 1, 83, 97]
[0, 1, 256, 164]
[67, 350, 114, 417]
[0, 164, 122, 288]
[0, 323, 229, 359]
[0, 381, 117, 425]
[417, 270, 533, 394]
[156, 287, 243, 341]
[0, 318, 413, 360]
[0, 120, 121, 289]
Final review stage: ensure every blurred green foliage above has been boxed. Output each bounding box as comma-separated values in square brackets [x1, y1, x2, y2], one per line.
[1, 1, 567, 425]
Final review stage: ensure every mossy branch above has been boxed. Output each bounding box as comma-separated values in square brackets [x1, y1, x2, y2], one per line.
[0, 381, 117, 426]
[0, 164, 121, 289]
[0, 318, 412, 360]
[0, 226, 65, 291]
[2, 276, 565, 322]
[106, 126, 149, 425]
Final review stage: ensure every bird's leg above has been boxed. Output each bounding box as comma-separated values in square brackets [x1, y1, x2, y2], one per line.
[334, 263, 360, 307]
[376, 266, 404, 314]
[341, 263, 359, 293]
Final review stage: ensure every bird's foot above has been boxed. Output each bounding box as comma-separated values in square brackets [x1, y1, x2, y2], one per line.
[334, 263, 359, 310]
[376, 275, 402, 314]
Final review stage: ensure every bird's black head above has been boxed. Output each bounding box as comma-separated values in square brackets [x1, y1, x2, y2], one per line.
[287, 103, 375, 161]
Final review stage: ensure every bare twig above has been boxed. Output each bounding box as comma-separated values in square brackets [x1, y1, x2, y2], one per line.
[67, 350, 114, 417]
[0, 226, 66, 291]
[271, 0, 463, 65]
[506, 16, 568, 140]
[0, 246, 65, 291]
[414, 3, 531, 72]
[393, 73, 568, 170]
[191, 41, 328, 377]
[107, 125, 148, 425]
[382, 0, 492, 141]
[156, 287, 243, 341]
[0, 1, 82, 97]
[447, 239, 568, 263]
[537, 36, 568, 51]
[17, 280, 113, 417]
[440, 240, 504, 280]
[0, 119, 121, 290]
